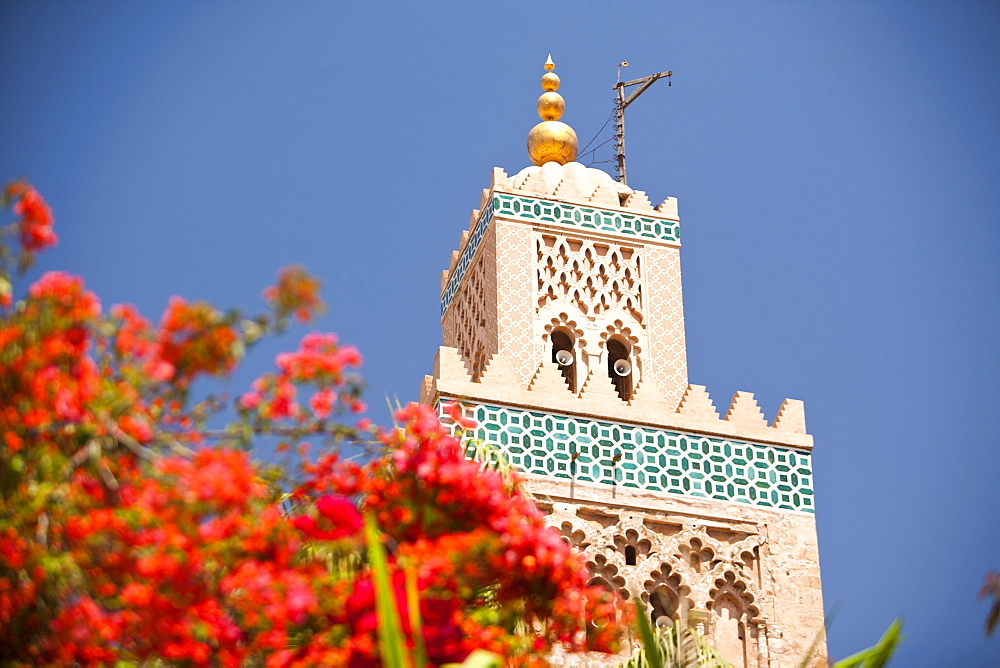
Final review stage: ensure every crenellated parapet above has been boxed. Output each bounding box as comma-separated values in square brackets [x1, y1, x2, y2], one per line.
[420, 346, 816, 515]
[420, 347, 812, 451]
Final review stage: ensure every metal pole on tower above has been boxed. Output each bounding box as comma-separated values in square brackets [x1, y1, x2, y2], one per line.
[613, 65, 672, 186]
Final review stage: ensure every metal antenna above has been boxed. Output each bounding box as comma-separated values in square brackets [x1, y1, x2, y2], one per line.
[613, 63, 672, 185]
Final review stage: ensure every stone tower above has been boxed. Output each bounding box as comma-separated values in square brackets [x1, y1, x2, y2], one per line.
[419, 58, 825, 667]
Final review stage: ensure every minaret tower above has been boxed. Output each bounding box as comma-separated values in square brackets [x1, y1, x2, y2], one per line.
[420, 57, 826, 667]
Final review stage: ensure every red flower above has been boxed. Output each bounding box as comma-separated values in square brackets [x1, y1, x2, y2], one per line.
[11, 186, 57, 252]
[316, 495, 362, 537]
[264, 265, 324, 323]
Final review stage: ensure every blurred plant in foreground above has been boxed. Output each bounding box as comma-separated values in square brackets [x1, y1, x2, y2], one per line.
[980, 571, 1000, 637]
[0, 181, 629, 666]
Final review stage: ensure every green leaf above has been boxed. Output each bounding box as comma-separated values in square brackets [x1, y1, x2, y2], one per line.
[634, 598, 663, 668]
[364, 512, 410, 668]
[832, 618, 903, 668]
[404, 564, 429, 668]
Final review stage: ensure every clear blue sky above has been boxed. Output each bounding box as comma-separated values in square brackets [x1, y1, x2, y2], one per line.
[1, 2, 997, 664]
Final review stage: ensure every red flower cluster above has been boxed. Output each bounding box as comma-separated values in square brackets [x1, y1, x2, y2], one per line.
[264, 265, 325, 324]
[241, 331, 365, 421]
[0, 182, 629, 666]
[0, 271, 102, 434]
[158, 297, 241, 389]
[6, 182, 57, 253]
[292, 494, 363, 540]
[296, 403, 630, 664]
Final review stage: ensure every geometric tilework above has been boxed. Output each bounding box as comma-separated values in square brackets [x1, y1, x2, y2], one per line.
[494, 194, 680, 245]
[441, 197, 495, 316]
[441, 194, 681, 316]
[438, 400, 815, 514]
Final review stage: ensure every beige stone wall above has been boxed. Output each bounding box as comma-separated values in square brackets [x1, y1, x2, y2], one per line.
[494, 220, 538, 387]
[644, 245, 688, 409]
[530, 477, 826, 668]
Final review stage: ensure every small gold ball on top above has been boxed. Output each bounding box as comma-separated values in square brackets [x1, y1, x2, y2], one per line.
[527, 55, 578, 166]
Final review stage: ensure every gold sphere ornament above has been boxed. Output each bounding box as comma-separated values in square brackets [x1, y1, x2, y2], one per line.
[536, 92, 565, 121]
[527, 55, 578, 166]
[527, 120, 578, 166]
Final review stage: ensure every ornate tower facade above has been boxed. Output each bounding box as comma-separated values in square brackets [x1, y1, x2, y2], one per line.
[419, 59, 825, 667]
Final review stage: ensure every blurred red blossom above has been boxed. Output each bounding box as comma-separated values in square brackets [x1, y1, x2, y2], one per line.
[7, 183, 57, 252]
[0, 181, 628, 666]
[264, 264, 325, 324]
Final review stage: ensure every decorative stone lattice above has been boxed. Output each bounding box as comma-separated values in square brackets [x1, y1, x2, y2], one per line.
[442, 193, 678, 317]
[709, 571, 761, 619]
[495, 194, 679, 244]
[441, 401, 815, 513]
[643, 245, 688, 408]
[441, 197, 495, 315]
[494, 222, 539, 387]
[441, 225, 497, 380]
[535, 233, 643, 322]
[545, 512, 772, 667]
[587, 554, 629, 599]
[642, 561, 691, 617]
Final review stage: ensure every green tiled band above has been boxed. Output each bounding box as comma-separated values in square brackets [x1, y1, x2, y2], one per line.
[494, 194, 680, 244]
[440, 194, 680, 316]
[438, 400, 814, 514]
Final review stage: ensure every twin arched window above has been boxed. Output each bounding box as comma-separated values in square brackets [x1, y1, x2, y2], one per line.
[550, 332, 634, 401]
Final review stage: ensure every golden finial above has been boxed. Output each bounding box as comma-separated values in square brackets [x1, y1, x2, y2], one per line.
[527, 54, 578, 166]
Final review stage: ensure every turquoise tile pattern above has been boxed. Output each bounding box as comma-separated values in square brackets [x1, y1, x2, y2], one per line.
[440, 194, 680, 316]
[438, 400, 814, 514]
[494, 194, 680, 245]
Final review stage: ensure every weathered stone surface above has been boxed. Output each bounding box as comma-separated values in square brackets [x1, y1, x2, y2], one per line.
[529, 476, 827, 667]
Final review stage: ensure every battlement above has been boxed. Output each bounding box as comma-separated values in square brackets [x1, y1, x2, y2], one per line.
[495, 162, 678, 218]
[419, 347, 811, 451]
[420, 347, 815, 514]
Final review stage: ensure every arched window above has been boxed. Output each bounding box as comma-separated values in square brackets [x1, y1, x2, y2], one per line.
[649, 587, 679, 628]
[713, 596, 748, 668]
[606, 338, 633, 401]
[551, 330, 576, 391]
[625, 545, 637, 566]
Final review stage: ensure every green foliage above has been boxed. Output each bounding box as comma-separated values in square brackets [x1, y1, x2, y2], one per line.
[831, 619, 902, 668]
[366, 513, 409, 668]
[618, 601, 731, 668]
[633, 598, 663, 668]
